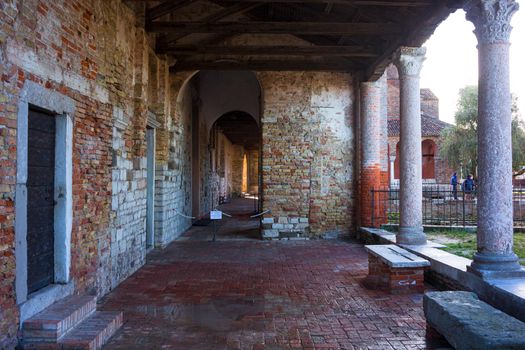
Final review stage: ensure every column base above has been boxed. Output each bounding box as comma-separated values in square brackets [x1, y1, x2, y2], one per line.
[396, 225, 426, 245]
[467, 252, 525, 279]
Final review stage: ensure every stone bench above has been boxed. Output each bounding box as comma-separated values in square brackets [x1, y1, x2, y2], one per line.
[364, 244, 430, 294]
[424, 291, 525, 350]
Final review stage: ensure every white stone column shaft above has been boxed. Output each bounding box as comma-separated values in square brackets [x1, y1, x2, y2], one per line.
[380, 73, 389, 178]
[465, 0, 523, 277]
[394, 47, 426, 245]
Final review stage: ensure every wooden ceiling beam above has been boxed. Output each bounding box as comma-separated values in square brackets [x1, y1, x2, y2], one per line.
[157, 44, 378, 56]
[169, 59, 359, 71]
[205, 2, 262, 22]
[146, 0, 196, 22]
[160, 2, 262, 46]
[148, 21, 401, 35]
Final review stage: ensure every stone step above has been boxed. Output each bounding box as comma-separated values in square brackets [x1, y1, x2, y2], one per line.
[23, 295, 97, 342]
[23, 311, 123, 350]
[58, 311, 123, 350]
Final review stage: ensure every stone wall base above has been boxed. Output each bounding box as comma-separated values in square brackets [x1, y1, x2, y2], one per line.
[261, 216, 310, 239]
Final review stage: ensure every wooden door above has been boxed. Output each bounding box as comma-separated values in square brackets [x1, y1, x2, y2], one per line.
[27, 109, 55, 294]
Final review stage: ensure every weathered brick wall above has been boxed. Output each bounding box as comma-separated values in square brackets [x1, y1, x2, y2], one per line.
[257, 72, 355, 238]
[230, 145, 244, 197]
[154, 72, 194, 246]
[421, 88, 439, 118]
[0, 16, 19, 345]
[247, 149, 259, 194]
[0, 0, 170, 344]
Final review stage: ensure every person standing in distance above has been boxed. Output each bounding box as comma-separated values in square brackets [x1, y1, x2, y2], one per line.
[450, 172, 458, 200]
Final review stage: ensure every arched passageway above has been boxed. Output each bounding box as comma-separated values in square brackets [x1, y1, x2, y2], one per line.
[211, 111, 260, 204]
[176, 71, 262, 240]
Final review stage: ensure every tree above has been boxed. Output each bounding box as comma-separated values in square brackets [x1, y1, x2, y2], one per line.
[439, 86, 525, 179]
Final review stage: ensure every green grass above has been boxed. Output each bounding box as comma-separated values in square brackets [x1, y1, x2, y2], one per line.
[426, 230, 525, 265]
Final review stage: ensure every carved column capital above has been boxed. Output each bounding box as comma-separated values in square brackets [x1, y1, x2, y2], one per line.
[393, 46, 426, 78]
[464, 0, 519, 44]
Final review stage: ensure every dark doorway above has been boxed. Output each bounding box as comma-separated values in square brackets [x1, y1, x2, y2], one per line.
[146, 127, 155, 249]
[27, 108, 56, 294]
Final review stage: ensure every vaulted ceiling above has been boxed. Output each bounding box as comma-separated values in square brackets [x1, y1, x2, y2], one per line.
[125, 0, 465, 80]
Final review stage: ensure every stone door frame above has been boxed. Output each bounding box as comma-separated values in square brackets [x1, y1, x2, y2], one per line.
[146, 111, 159, 249]
[15, 81, 74, 323]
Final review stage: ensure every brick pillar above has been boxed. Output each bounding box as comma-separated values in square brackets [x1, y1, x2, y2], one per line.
[360, 80, 382, 227]
[394, 47, 427, 245]
[464, 0, 524, 278]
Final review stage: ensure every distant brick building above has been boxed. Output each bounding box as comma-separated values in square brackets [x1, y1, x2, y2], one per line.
[385, 65, 454, 185]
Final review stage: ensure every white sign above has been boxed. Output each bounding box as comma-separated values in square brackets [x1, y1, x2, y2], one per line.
[210, 211, 222, 220]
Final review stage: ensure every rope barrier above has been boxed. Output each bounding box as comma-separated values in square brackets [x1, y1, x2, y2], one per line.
[175, 212, 196, 219]
[250, 210, 271, 218]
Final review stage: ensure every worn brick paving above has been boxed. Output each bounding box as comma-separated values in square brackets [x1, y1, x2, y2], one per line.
[100, 234, 448, 349]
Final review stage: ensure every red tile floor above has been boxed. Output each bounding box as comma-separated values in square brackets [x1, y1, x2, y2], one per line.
[99, 199, 450, 350]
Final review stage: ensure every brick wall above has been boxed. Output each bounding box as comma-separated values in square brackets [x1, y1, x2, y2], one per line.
[0, 1, 170, 345]
[229, 144, 244, 197]
[0, 1, 366, 345]
[257, 72, 355, 238]
[421, 88, 439, 118]
[153, 72, 194, 246]
[247, 149, 259, 194]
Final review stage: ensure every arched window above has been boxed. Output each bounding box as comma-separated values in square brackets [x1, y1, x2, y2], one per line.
[422, 139, 436, 179]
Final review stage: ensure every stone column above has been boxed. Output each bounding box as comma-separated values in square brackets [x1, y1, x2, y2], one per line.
[360, 80, 382, 227]
[394, 47, 426, 245]
[379, 74, 390, 188]
[464, 0, 523, 278]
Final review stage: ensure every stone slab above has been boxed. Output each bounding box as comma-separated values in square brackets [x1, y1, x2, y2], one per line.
[359, 227, 525, 325]
[424, 291, 525, 350]
[365, 244, 430, 268]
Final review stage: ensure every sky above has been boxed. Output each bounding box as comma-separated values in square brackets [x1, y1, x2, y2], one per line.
[420, 2, 525, 124]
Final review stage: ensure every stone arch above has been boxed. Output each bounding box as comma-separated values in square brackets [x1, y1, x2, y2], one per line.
[172, 70, 263, 138]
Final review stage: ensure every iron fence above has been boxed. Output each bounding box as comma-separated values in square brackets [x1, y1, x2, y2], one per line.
[371, 184, 525, 228]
